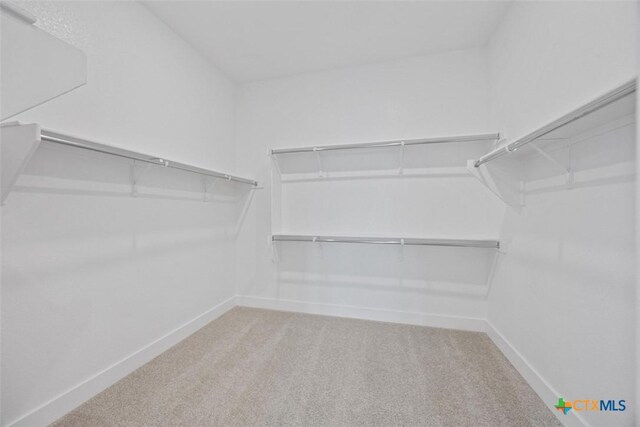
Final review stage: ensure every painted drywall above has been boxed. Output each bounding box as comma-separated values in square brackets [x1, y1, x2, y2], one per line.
[235, 49, 506, 328]
[2, 1, 636, 426]
[486, 2, 637, 426]
[489, 1, 637, 143]
[142, 1, 511, 83]
[1, 2, 243, 425]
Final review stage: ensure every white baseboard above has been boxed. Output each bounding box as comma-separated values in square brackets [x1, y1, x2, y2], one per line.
[486, 321, 587, 427]
[7, 296, 237, 427]
[237, 295, 486, 332]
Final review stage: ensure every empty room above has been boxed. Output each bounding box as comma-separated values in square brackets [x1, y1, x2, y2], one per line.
[0, 1, 637, 426]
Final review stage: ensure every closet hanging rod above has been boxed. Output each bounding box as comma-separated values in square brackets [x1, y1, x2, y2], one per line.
[272, 234, 500, 249]
[271, 133, 500, 155]
[474, 79, 637, 168]
[40, 129, 258, 186]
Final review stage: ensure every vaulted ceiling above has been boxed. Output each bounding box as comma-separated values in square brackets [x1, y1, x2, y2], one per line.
[143, 1, 511, 83]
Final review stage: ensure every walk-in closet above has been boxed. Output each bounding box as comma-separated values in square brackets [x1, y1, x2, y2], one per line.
[0, 1, 637, 426]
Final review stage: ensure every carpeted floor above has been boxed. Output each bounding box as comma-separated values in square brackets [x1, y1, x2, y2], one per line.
[53, 307, 560, 426]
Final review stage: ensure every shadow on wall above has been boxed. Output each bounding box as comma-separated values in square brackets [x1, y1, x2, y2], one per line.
[3, 141, 256, 283]
[1, 138, 248, 427]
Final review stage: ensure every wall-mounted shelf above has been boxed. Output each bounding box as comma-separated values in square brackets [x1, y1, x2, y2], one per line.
[272, 133, 500, 155]
[1, 122, 258, 203]
[40, 129, 258, 185]
[272, 234, 500, 249]
[474, 80, 636, 168]
[1, 2, 87, 120]
[468, 79, 637, 206]
[271, 133, 500, 178]
[269, 133, 506, 258]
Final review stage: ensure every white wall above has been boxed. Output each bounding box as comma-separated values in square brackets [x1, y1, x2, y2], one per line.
[235, 3, 638, 425]
[235, 49, 506, 329]
[1, 2, 242, 425]
[2, 2, 636, 426]
[489, 1, 637, 142]
[486, 2, 637, 426]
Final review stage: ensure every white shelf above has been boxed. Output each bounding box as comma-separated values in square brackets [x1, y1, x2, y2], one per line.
[272, 133, 500, 155]
[271, 133, 500, 178]
[1, 122, 258, 203]
[474, 80, 635, 167]
[468, 80, 637, 206]
[269, 133, 505, 257]
[39, 128, 258, 186]
[272, 234, 500, 249]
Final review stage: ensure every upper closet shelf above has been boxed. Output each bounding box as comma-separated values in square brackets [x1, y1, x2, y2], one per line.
[1, 122, 258, 203]
[40, 128, 258, 185]
[273, 234, 500, 249]
[473, 79, 636, 168]
[272, 133, 500, 155]
[468, 79, 636, 207]
[271, 133, 500, 177]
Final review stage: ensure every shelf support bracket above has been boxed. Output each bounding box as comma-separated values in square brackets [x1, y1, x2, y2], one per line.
[466, 159, 524, 207]
[203, 176, 217, 202]
[567, 142, 575, 189]
[313, 147, 324, 177]
[484, 250, 503, 297]
[130, 158, 167, 197]
[398, 141, 405, 175]
[271, 151, 282, 176]
[1, 122, 41, 205]
[271, 237, 280, 264]
[314, 236, 326, 259]
[130, 160, 152, 197]
[529, 142, 570, 173]
[529, 141, 574, 189]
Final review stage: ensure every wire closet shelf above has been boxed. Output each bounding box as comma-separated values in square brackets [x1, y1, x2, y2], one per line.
[271, 133, 501, 155]
[40, 129, 258, 186]
[473, 79, 637, 168]
[272, 234, 500, 249]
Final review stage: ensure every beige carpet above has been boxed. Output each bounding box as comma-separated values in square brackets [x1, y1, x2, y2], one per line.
[53, 307, 560, 426]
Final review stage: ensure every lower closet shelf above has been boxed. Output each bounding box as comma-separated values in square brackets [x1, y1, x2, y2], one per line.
[272, 234, 500, 249]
